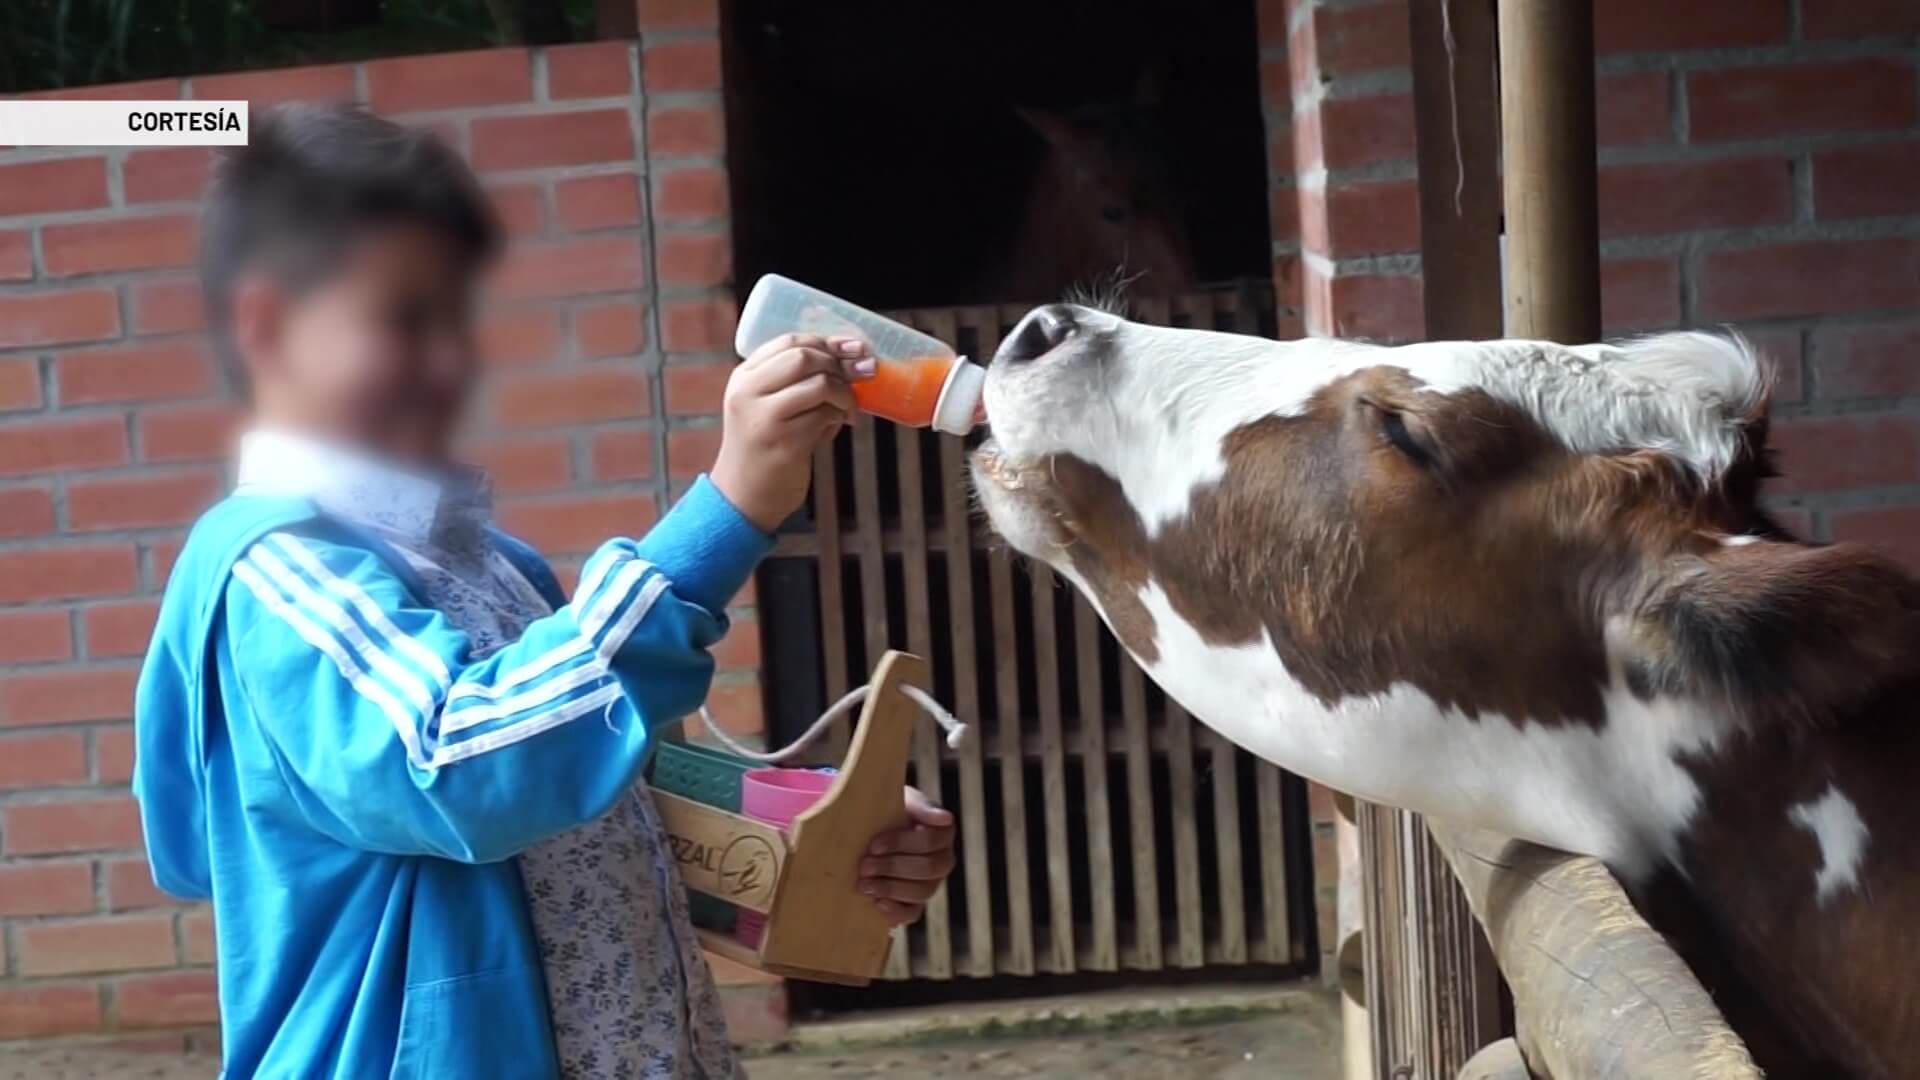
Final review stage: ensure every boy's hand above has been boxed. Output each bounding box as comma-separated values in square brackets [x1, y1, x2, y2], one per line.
[858, 787, 956, 926]
[711, 334, 873, 533]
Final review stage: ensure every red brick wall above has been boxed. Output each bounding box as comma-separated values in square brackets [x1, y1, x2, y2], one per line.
[1260, 0, 1920, 976]
[0, 3, 761, 1046]
[1264, 0, 1920, 554]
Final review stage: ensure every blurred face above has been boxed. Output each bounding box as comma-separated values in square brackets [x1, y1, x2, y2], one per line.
[235, 221, 480, 465]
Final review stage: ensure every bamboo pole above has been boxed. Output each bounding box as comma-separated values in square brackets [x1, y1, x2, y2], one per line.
[1498, 0, 1603, 342]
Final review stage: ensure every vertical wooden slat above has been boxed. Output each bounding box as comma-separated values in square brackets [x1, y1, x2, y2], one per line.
[1209, 731, 1248, 963]
[987, 546, 1035, 976]
[1029, 565, 1075, 974]
[1255, 762, 1291, 963]
[1165, 701, 1204, 968]
[1074, 595, 1119, 972]
[844, 417, 887, 763]
[940, 314, 994, 978]
[1118, 658, 1160, 969]
[811, 442, 849, 756]
[900, 313, 954, 980]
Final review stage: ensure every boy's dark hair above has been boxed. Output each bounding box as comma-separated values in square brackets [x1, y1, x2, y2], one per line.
[200, 103, 501, 393]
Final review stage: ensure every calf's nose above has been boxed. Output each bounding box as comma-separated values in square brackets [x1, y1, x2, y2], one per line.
[997, 304, 1077, 365]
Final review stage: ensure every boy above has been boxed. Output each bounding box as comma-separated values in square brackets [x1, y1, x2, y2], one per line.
[134, 103, 955, 1079]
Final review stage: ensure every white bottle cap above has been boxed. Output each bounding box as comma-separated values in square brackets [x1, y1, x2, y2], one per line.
[932, 359, 987, 436]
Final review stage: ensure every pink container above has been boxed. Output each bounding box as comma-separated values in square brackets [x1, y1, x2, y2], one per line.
[735, 768, 835, 948]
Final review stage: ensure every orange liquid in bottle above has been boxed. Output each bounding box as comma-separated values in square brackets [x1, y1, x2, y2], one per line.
[851, 355, 956, 427]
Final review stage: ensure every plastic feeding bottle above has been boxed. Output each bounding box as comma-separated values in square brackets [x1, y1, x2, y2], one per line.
[735, 273, 986, 435]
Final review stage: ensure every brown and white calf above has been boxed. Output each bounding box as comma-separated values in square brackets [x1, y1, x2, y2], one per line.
[971, 304, 1920, 1078]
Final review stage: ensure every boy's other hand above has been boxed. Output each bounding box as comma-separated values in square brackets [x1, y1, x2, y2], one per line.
[711, 334, 874, 533]
[857, 787, 956, 926]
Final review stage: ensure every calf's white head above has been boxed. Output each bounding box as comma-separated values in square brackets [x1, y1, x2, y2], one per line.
[971, 304, 1917, 871]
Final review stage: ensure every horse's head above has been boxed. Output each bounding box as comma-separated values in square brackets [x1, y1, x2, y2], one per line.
[972, 304, 1918, 866]
[1015, 105, 1196, 296]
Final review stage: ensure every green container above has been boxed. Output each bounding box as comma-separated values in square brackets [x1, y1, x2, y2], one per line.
[649, 740, 756, 932]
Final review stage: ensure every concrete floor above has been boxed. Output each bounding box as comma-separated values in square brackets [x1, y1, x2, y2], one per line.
[0, 986, 1340, 1080]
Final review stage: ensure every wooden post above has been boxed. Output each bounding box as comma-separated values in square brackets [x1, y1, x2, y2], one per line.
[1498, 0, 1603, 342]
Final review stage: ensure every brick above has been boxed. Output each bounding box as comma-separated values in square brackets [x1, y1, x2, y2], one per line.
[122, 147, 213, 204]
[130, 278, 207, 336]
[1601, 255, 1682, 331]
[657, 231, 732, 288]
[150, 535, 187, 583]
[43, 215, 196, 277]
[0, 486, 56, 537]
[182, 908, 216, 965]
[1697, 237, 1920, 322]
[0, 666, 138, 727]
[701, 679, 764, 737]
[575, 299, 647, 359]
[95, 725, 135, 785]
[1815, 141, 1920, 221]
[663, 360, 733, 412]
[1595, 0, 1786, 52]
[58, 341, 215, 405]
[496, 493, 658, 556]
[480, 307, 565, 367]
[660, 300, 736, 354]
[643, 39, 723, 94]
[648, 103, 725, 158]
[68, 470, 222, 531]
[1312, 2, 1411, 72]
[588, 428, 655, 481]
[0, 289, 121, 348]
[1812, 320, 1920, 399]
[495, 235, 648, 298]
[0, 358, 40, 411]
[493, 368, 650, 428]
[139, 401, 242, 463]
[0, 157, 109, 216]
[554, 173, 642, 232]
[666, 426, 723, 479]
[0, 984, 103, 1039]
[0, 861, 94, 915]
[1747, 328, 1804, 405]
[1690, 60, 1917, 142]
[489, 183, 547, 238]
[0, 607, 73, 663]
[472, 108, 635, 171]
[1324, 179, 1419, 256]
[1830, 507, 1920, 574]
[366, 48, 532, 113]
[0, 229, 31, 281]
[193, 62, 357, 105]
[117, 971, 220, 1029]
[638, 0, 720, 30]
[464, 436, 572, 494]
[548, 41, 632, 99]
[1597, 72, 1673, 146]
[105, 858, 173, 911]
[1319, 95, 1416, 170]
[0, 545, 138, 604]
[2, 796, 143, 855]
[1803, 0, 1920, 38]
[1770, 413, 1920, 493]
[1600, 157, 1794, 239]
[1327, 273, 1423, 342]
[0, 731, 88, 788]
[0, 415, 129, 476]
[28, 78, 179, 102]
[655, 167, 729, 223]
[84, 601, 160, 659]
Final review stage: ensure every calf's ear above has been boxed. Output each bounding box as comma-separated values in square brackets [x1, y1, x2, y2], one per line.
[1626, 540, 1920, 727]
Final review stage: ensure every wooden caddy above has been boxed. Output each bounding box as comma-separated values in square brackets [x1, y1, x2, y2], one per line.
[652, 650, 926, 985]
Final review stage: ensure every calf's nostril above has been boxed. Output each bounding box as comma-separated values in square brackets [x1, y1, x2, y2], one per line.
[998, 304, 1077, 364]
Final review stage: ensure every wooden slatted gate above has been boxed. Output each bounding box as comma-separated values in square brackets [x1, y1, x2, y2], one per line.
[754, 281, 1314, 984]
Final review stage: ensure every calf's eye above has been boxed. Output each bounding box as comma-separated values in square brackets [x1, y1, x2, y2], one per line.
[1379, 409, 1435, 468]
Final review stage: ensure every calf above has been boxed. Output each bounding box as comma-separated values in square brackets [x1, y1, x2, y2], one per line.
[971, 304, 1920, 1078]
